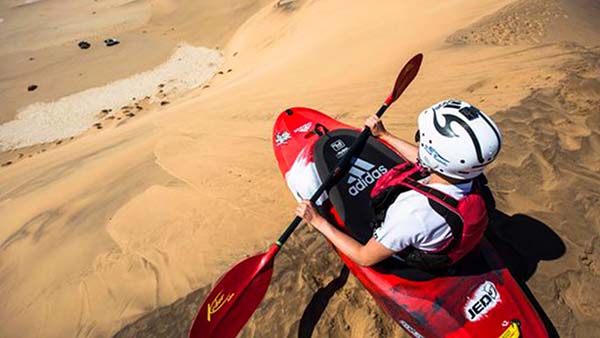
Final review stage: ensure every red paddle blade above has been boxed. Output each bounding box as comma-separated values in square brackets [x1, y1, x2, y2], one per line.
[385, 53, 423, 105]
[189, 245, 278, 338]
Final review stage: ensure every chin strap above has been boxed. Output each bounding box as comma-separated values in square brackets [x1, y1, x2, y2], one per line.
[416, 157, 432, 176]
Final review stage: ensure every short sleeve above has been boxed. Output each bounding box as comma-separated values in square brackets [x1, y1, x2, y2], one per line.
[372, 202, 422, 252]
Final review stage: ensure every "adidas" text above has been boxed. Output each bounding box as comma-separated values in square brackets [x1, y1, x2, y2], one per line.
[346, 158, 388, 196]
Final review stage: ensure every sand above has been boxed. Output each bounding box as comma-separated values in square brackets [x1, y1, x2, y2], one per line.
[0, 44, 221, 150]
[0, 0, 599, 337]
[0, 0, 273, 124]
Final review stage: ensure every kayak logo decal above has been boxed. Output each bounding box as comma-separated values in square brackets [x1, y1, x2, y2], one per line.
[331, 139, 346, 152]
[275, 131, 291, 146]
[464, 281, 501, 322]
[347, 158, 388, 196]
[294, 122, 313, 133]
[423, 144, 449, 166]
[330, 139, 349, 158]
[399, 320, 425, 338]
[207, 290, 235, 322]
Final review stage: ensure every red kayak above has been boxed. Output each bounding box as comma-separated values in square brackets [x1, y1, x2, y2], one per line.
[272, 107, 548, 338]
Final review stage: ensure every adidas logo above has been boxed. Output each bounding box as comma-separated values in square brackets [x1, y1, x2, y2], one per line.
[347, 158, 388, 196]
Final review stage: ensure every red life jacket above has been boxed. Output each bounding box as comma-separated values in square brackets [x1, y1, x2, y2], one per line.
[370, 162, 491, 270]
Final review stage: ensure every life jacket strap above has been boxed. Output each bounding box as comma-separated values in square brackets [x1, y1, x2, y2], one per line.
[370, 162, 491, 270]
[391, 176, 465, 252]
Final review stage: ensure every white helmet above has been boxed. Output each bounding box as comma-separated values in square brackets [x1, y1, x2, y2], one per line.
[416, 99, 502, 180]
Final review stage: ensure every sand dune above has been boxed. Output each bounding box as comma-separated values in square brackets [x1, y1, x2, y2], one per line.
[114, 225, 405, 338]
[487, 46, 600, 336]
[113, 44, 600, 338]
[447, 0, 600, 46]
[1, 0, 599, 338]
[0, 0, 273, 123]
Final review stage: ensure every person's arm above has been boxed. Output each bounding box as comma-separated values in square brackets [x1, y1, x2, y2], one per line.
[365, 115, 418, 162]
[295, 201, 395, 266]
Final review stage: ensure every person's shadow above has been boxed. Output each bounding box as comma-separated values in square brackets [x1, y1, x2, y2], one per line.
[297, 210, 566, 338]
[485, 210, 565, 337]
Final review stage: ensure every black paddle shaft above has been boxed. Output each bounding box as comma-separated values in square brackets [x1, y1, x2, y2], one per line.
[275, 52, 423, 246]
[276, 103, 389, 246]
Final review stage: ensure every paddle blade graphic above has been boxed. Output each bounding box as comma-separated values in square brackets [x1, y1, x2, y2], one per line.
[189, 250, 275, 338]
[385, 53, 423, 106]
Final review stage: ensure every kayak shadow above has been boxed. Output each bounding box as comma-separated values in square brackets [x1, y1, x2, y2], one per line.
[298, 266, 350, 338]
[486, 209, 566, 338]
[297, 210, 565, 338]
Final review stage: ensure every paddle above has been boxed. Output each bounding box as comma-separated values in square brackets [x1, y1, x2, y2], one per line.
[188, 53, 423, 338]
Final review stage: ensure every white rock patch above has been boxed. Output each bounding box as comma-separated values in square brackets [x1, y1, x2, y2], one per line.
[0, 43, 222, 151]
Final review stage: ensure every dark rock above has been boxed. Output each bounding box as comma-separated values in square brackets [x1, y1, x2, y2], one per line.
[78, 41, 91, 49]
[104, 38, 120, 47]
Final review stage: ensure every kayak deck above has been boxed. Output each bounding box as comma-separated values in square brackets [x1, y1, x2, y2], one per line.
[272, 107, 548, 338]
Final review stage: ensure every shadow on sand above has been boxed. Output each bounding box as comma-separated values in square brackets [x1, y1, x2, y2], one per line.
[486, 210, 565, 338]
[297, 209, 566, 338]
[298, 265, 350, 338]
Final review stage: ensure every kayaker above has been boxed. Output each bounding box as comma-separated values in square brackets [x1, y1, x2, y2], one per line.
[296, 99, 502, 269]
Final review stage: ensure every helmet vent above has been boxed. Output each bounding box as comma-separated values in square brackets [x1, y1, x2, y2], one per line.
[459, 106, 481, 120]
[443, 101, 462, 109]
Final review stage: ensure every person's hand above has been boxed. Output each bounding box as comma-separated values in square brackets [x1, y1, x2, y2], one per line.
[295, 200, 328, 231]
[365, 115, 388, 137]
